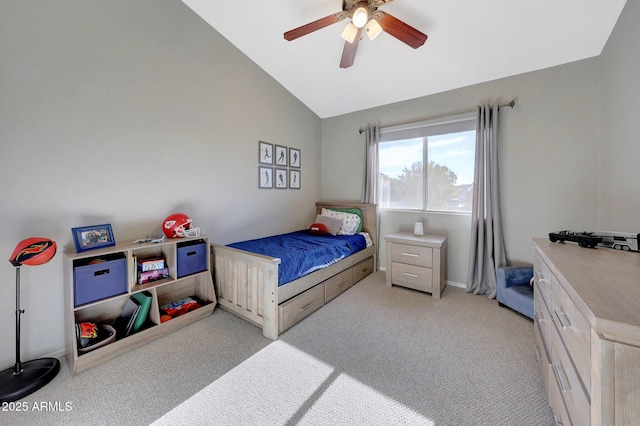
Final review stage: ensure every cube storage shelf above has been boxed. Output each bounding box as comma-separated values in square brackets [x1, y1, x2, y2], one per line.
[63, 235, 216, 375]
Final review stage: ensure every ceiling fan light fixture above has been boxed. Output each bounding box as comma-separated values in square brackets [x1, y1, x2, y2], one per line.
[364, 18, 382, 40]
[341, 22, 359, 43]
[352, 6, 369, 29]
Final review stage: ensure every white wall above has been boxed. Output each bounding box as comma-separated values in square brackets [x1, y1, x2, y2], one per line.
[321, 58, 601, 285]
[0, 0, 321, 368]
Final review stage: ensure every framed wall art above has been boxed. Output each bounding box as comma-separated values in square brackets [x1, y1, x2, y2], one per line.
[289, 148, 301, 168]
[259, 166, 273, 188]
[275, 168, 287, 189]
[275, 145, 287, 166]
[72, 224, 116, 252]
[259, 141, 273, 165]
[289, 170, 300, 189]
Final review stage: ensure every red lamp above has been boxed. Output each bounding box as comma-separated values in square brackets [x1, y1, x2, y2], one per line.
[0, 237, 60, 403]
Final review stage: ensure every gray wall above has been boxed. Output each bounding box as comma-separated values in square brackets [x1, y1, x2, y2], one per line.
[322, 58, 601, 285]
[321, 0, 639, 284]
[0, 0, 321, 367]
[599, 0, 640, 231]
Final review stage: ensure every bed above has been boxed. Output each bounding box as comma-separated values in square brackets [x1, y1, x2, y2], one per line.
[211, 202, 377, 340]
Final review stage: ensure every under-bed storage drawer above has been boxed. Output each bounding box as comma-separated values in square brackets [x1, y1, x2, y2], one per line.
[325, 269, 353, 303]
[279, 283, 325, 333]
[353, 256, 374, 283]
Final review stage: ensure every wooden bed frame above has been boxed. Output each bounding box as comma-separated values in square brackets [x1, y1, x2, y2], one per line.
[211, 202, 377, 340]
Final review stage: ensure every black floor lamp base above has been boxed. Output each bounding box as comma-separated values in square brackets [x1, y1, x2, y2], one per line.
[0, 357, 60, 403]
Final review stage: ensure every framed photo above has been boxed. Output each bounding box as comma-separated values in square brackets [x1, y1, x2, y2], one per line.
[289, 148, 301, 168]
[275, 168, 287, 189]
[289, 169, 301, 189]
[275, 145, 288, 166]
[72, 224, 116, 252]
[259, 141, 273, 165]
[259, 166, 273, 188]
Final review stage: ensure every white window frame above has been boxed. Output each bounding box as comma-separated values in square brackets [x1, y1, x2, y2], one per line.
[378, 112, 476, 213]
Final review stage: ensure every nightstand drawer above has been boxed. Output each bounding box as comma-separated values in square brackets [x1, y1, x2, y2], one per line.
[391, 262, 433, 292]
[391, 243, 433, 268]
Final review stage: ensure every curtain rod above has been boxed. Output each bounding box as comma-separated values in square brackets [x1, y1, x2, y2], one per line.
[358, 100, 515, 134]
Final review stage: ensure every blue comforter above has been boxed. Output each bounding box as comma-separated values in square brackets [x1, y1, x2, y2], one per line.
[228, 230, 367, 286]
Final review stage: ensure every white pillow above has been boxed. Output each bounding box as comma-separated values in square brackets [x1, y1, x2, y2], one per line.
[314, 214, 343, 236]
[321, 208, 361, 236]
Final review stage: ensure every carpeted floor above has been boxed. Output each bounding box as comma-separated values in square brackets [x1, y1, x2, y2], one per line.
[3, 271, 554, 425]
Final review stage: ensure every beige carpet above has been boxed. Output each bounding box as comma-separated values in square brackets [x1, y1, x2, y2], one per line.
[4, 271, 553, 425]
[154, 272, 553, 425]
[153, 339, 437, 425]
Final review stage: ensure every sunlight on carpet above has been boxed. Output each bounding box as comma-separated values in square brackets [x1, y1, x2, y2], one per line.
[152, 340, 434, 425]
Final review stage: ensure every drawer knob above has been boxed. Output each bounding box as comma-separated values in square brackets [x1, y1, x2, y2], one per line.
[402, 252, 419, 257]
[300, 302, 315, 312]
[535, 271, 547, 283]
[402, 272, 419, 278]
[553, 363, 571, 392]
[554, 309, 571, 330]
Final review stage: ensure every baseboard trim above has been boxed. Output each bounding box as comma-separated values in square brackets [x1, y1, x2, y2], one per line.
[447, 280, 466, 289]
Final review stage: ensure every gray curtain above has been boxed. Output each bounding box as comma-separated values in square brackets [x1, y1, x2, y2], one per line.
[362, 125, 379, 204]
[466, 104, 506, 298]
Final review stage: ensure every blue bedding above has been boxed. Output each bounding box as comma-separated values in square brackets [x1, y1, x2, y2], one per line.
[228, 230, 367, 286]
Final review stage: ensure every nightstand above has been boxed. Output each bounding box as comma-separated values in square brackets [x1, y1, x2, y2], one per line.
[385, 232, 447, 299]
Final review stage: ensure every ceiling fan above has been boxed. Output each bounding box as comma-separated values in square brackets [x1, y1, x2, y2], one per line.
[284, 0, 428, 69]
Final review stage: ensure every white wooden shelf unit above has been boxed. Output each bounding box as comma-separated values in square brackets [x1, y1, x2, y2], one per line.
[63, 235, 216, 375]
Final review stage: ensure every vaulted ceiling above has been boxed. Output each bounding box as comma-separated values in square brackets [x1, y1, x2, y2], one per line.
[182, 0, 627, 118]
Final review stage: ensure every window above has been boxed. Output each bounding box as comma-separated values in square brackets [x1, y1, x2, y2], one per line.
[378, 113, 476, 213]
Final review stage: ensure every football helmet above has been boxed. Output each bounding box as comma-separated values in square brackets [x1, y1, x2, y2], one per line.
[162, 213, 200, 238]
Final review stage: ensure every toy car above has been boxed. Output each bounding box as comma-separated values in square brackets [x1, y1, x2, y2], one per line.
[549, 231, 602, 248]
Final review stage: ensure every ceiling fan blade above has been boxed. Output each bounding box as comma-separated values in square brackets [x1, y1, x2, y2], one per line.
[284, 13, 343, 41]
[340, 27, 363, 69]
[379, 13, 427, 49]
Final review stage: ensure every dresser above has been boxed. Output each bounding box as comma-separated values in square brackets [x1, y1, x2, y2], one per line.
[533, 238, 640, 425]
[385, 232, 447, 299]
